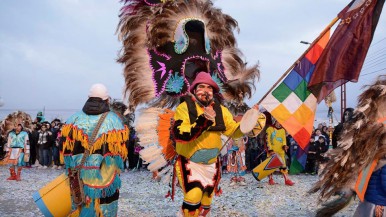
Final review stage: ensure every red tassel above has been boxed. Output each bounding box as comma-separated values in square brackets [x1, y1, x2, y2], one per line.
[215, 187, 222, 196]
[165, 191, 171, 198]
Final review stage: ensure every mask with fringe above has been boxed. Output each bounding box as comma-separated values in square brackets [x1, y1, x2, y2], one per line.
[117, 0, 260, 112]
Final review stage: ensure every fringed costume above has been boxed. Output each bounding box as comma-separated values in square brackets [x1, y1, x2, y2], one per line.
[224, 102, 249, 186]
[62, 95, 129, 217]
[309, 75, 386, 217]
[173, 86, 244, 216]
[5, 126, 29, 181]
[1, 111, 33, 181]
[265, 121, 294, 186]
[227, 138, 247, 186]
[117, 0, 259, 216]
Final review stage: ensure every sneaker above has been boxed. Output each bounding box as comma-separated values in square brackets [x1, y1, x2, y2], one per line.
[43, 166, 48, 169]
[52, 165, 58, 169]
[57, 166, 63, 170]
[239, 181, 247, 186]
[229, 181, 237, 187]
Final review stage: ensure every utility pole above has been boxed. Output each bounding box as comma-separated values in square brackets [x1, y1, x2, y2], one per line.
[340, 83, 346, 122]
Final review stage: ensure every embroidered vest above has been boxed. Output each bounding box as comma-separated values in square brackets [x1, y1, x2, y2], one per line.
[182, 96, 225, 131]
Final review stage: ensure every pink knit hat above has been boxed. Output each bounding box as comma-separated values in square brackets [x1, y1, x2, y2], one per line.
[189, 72, 220, 93]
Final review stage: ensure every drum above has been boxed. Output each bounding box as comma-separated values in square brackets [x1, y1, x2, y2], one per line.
[239, 109, 266, 137]
[251, 154, 284, 181]
[33, 173, 72, 217]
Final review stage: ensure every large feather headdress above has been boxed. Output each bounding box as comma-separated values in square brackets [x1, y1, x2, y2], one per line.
[117, 0, 259, 112]
[0, 111, 33, 139]
[310, 75, 386, 204]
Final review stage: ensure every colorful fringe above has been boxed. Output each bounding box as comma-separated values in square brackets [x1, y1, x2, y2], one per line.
[83, 174, 121, 199]
[157, 109, 177, 161]
[61, 124, 129, 159]
[69, 198, 118, 217]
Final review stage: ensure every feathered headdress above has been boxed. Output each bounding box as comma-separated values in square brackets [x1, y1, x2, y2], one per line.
[117, 0, 259, 112]
[0, 111, 33, 138]
[309, 75, 386, 216]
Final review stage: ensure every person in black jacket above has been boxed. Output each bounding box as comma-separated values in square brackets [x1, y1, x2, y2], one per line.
[305, 136, 319, 175]
[28, 123, 38, 166]
[0, 132, 5, 160]
[50, 120, 60, 169]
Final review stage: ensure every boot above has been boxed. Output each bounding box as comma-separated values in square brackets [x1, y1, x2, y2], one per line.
[199, 207, 210, 217]
[6, 168, 17, 181]
[282, 171, 295, 186]
[16, 167, 22, 181]
[183, 208, 200, 217]
[268, 174, 275, 185]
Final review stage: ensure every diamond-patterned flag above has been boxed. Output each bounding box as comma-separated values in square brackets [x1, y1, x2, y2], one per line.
[261, 30, 330, 151]
[261, 30, 331, 174]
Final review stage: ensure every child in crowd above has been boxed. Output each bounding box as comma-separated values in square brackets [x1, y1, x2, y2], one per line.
[305, 136, 319, 175]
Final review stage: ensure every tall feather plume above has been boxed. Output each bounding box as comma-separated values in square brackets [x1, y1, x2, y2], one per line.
[117, 0, 156, 112]
[309, 75, 386, 210]
[222, 63, 260, 102]
[145, 0, 238, 52]
[117, 0, 260, 111]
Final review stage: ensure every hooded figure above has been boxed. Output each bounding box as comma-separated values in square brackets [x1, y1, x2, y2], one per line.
[59, 83, 128, 217]
[332, 108, 354, 149]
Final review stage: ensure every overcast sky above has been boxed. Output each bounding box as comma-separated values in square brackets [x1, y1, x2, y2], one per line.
[0, 0, 385, 123]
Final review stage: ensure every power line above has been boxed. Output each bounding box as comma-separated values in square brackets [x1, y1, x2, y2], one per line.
[366, 47, 386, 58]
[363, 53, 386, 65]
[361, 59, 386, 71]
[370, 37, 386, 47]
[361, 67, 386, 76]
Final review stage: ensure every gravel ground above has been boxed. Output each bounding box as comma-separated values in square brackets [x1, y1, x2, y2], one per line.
[0, 165, 359, 217]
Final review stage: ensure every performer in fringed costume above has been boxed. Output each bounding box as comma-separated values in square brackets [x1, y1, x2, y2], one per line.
[0, 111, 33, 180]
[227, 137, 248, 186]
[225, 102, 249, 187]
[265, 119, 295, 186]
[5, 124, 29, 181]
[61, 84, 129, 217]
[117, 0, 260, 216]
[309, 75, 386, 217]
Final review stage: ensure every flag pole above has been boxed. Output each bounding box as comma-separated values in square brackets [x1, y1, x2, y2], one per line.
[257, 16, 340, 104]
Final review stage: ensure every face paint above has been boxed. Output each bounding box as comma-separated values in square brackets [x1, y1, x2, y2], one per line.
[194, 84, 214, 106]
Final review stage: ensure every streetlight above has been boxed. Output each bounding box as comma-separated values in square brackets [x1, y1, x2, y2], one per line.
[300, 41, 311, 45]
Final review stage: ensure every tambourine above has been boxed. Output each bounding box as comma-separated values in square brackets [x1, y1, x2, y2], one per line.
[239, 109, 266, 137]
